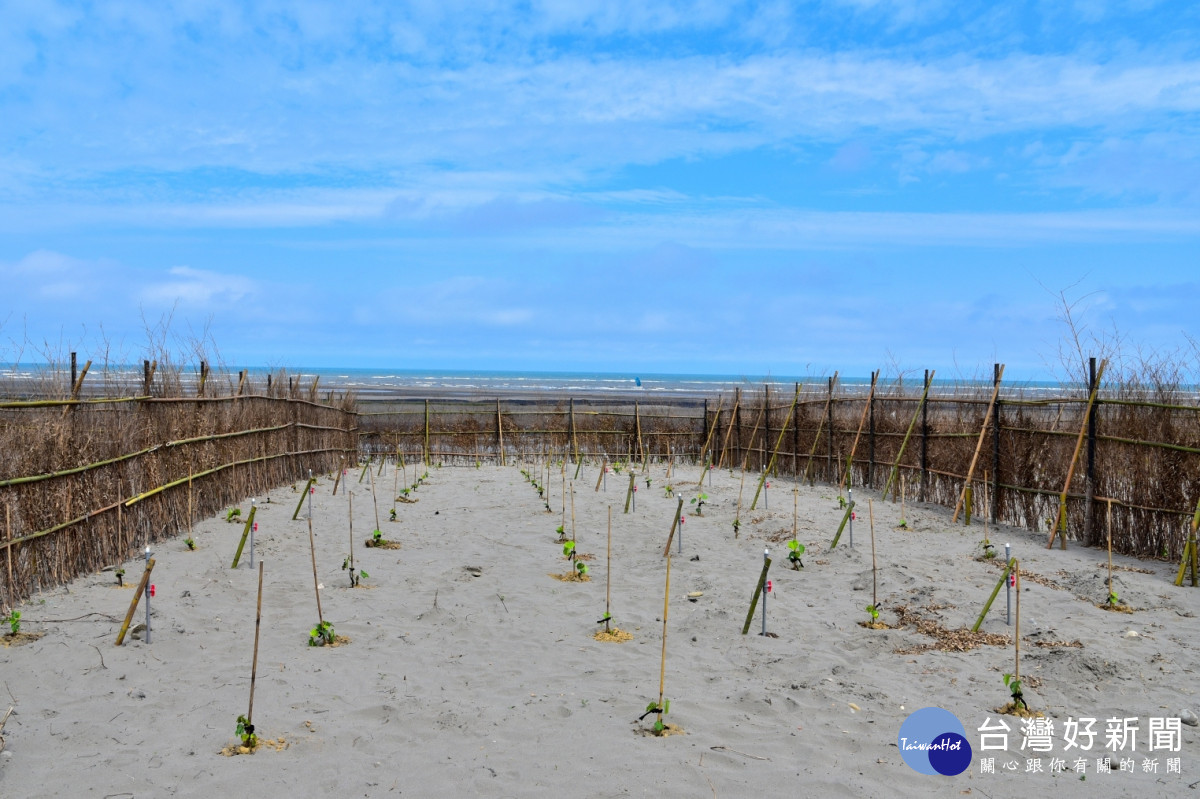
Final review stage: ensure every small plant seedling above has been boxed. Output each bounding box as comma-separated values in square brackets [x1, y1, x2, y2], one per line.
[309, 620, 336, 646]
[981, 539, 996, 559]
[787, 539, 805, 569]
[732, 518, 741, 537]
[185, 536, 196, 550]
[401, 487, 411, 498]
[612, 463, 623, 475]
[576, 561, 588, 577]
[645, 477, 652, 489]
[372, 529, 383, 544]
[1107, 589, 1120, 606]
[115, 568, 126, 587]
[1003, 673, 1026, 711]
[225, 507, 242, 523]
[342, 556, 368, 587]
[664, 484, 673, 498]
[556, 524, 566, 542]
[640, 699, 671, 733]
[897, 518, 909, 529]
[690, 493, 708, 516]
[389, 508, 397, 522]
[563, 540, 576, 560]
[838, 495, 848, 509]
[235, 714, 257, 749]
[865, 604, 880, 622]
[5, 610, 20, 635]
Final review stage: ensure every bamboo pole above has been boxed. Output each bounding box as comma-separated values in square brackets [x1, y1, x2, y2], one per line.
[332, 456, 345, 496]
[570, 481, 576, 543]
[971, 557, 1016, 631]
[869, 500, 877, 610]
[801, 374, 837, 485]
[656, 548, 672, 732]
[308, 517, 323, 625]
[368, 463, 381, 533]
[595, 457, 607, 492]
[114, 558, 155, 646]
[496, 399, 505, 467]
[1048, 359, 1107, 548]
[695, 396, 723, 476]
[750, 384, 802, 509]
[734, 474, 745, 538]
[230, 505, 257, 569]
[348, 492, 356, 585]
[1106, 498, 1114, 599]
[882, 370, 935, 502]
[247, 560, 265, 736]
[716, 392, 741, 470]
[623, 472, 635, 514]
[424, 399, 430, 467]
[839, 372, 877, 491]
[5, 506, 12, 614]
[829, 501, 855, 549]
[292, 478, 315, 520]
[952, 365, 1005, 522]
[1014, 562, 1021, 686]
[741, 553, 772, 635]
[635, 401, 645, 467]
[740, 401, 765, 473]
[605, 506, 612, 633]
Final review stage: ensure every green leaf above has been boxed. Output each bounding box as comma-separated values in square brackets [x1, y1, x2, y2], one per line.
[788, 540, 805, 554]
[360, 570, 369, 579]
[654, 720, 664, 732]
[563, 541, 576, 557]
[576, 562, 588, 575]
[646, 701, 658, 713]
[663, 699, 670, 715]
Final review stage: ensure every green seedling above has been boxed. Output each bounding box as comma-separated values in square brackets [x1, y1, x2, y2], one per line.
[309, 620, 336, 647]
[563, 540, 576, 560]
[5, 610, 20, 635]
[690, 493, 708, 515]
[838, 495, 848, 509]
[372, 529, 383, 544]
[342, 556, 368, 587]
[1003, 673, 1026, 710]
[1107, 590, 1120, 606]
[235, 714, 257, 749]
[732, 518, 741, 537]
[575, 561, 588, 577]
[787, 539, 805, 569]
[225, 507, 242, 523]
[389, 508, 397, 522]
[115, 568, 126, 587]
[898, 518, 909, 529]
[612, 463, 623, 475]
[185, 537, 195, 550]
[640, 699, 670, 732]
[981, 539, 996, 559]
[645, 477, 652, 489]
[664, 484, 673, 498]
[556, 524, 566, 541]
[865, 604, 880, 622]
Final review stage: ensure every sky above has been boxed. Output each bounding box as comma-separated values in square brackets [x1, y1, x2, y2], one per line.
[1, 0, 1198, 382]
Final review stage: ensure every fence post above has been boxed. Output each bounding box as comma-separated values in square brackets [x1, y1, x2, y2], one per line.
[868, 370, 877, 488]
[921, 369, 929, 502]
[569, 397, 577, 465]
[761, 384, 769, 472]
[992, 363, 1002, 524]
[1085, 356, 1098, 543]
[826, 376, 834, 481]
[735, 387, 742, 469]
[702, 399, 708, 466]
[496, 398, 504, 467]
[70, 352, 77, 394]
[424, 398, 430, 466]
[793, 381, 800, 477]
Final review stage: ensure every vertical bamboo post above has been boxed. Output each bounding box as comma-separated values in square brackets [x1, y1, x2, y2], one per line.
[792, 382, 799, 478]
[1106, 499, 1113, 599]
[921, 369, 930, 502]
[717, 391, 740, 470]
[1049, 359, 1107, 548]
[656, 547, 672, 732]
[840, 371, 877, 491]
[605, 507, 612, 633]
[992, 363, 1001, 521]
[868, 370, 877, 487]
[368, 464, 381, 533]
[760, 384, 769, 472]
[496, 398, 505, 467]
[734, 388, 743, 469]
[734, 474, 745, 538]
[801, 374, 838, 486]
[952, 366, 1004, 521]
[569, 397, 579, 466]
[4, 506, 11, 613]
[826, 376, 835, 481]
[635, 401, 646, 467]
[348, 492, 355, 585]
[247, 560, 264, 735]
[624, 472, 635, 514]
[869, 500, 877, 610]
[570, 481, 576, 543]
[750, 384, 801, 509]
[1014, 562, 1021, 687]
[424, 398, 431, 467]
[1085, 357, 1098, 542]
[883, 370, 936, 502]
[308, 518, 323, 625]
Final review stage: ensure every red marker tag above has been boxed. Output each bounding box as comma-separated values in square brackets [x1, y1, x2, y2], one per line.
[766, 482, 771, 489]
[851, 512, 857, 520]
[253, 522, 258, 532]
[149, 584, 156, 597]
[766, 580, 773, 593]
[310, 487, 315, 495]
[1009, 574, 1016, 587]
[680, 516, 686, 524]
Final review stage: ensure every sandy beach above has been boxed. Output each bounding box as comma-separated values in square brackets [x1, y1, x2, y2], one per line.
[1, 460, 1196, 798]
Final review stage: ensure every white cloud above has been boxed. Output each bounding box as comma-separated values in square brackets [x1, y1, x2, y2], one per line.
[139, 266, 255, 307]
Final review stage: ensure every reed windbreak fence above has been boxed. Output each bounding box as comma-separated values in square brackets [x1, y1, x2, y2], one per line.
[0, 388, 357, 608]
[359, 366, 1200, 561]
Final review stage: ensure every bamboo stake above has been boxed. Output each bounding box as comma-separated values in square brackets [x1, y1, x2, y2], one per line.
[496, 399, 505, 467]
[740, 401, 765, 473]
[1048, 359, 1106, 548]
[716, 393, 741, 471]
[1106, 498, 1114, 599]
[734, 473, 745, 538]
[393, 446, 400, 513]
[1174, 495, 1200, 586]
[800, 374, 836, 486]
[952, 365, 1005, 522]
[624, 472, 635, 514]
[570, 481, 576, 543]
[188, 477, 194, 539]
[595, 458, 607, 492]
[750, 384, 802, 510]
[605, 506, 612, 633]
[695, 396, 723, 477]
[882, 370, 935, 502]
[839, 372, 877, 491]
[292, 478, 316, 520]
[230, 505, 257, 569]
[348, 492, 355, 585]
[971, 557, 1016, 631]
[869, 500, 877, 610]
[308, 517, 323, 625]
[656, 547, 672, 732]
[981, 472, 988, 539]
[114, 558, 155, 646]
[368, 463, 381, 533]
[1014, 562, 1021, 686]
[741, 552, 772, 635]
[247, 560, 264, 735]
[332, 456, 344, 496]
[5, 506, 12, 614]
[635, 401, 645, 468]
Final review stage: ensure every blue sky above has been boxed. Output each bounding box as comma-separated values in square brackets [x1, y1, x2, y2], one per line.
[1, 1, 1198, 382]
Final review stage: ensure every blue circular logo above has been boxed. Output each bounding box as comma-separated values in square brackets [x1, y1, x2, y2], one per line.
[898, 707, 972, 776]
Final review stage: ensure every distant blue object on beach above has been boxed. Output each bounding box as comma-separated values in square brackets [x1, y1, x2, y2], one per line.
[635, 377, 641, 387]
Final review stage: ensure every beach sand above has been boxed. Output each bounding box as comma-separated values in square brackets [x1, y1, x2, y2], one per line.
[1, 461, 1196, 797]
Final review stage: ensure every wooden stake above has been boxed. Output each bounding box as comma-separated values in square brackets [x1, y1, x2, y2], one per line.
[623, 472, 635, 514]
[953, 365, 1004, 522]
[1014, 562, 1021, 685]
[734, 474, 745, 538]
[570, 481, 576, 542]
[308, 517, 323, 625]
[230, 505, 257, 569]
[741, 553, 772, 635]
[869, 499, 877, 610]
[839, 372, 877, 491]
[496, 399, 505, 467]
[661, 498, 684, 557]
[800, 375, 836, 486]
[656, 547, 672, 731]
[114, 558, 155, 646]
[348, 492, 355, 584]
[883, 370, 935, 502]
[751, 383, 802, 509]
[595, 458, 607, 492]
[247, 560, 264, 731]
[5, 505, 12, 614]
[332, 456, 344, 496]
[1106, 498, 1114, 598]
[1048, 359, 1106, 548]
[605, 507, 612, 633]
[368, 464, 381, 532]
